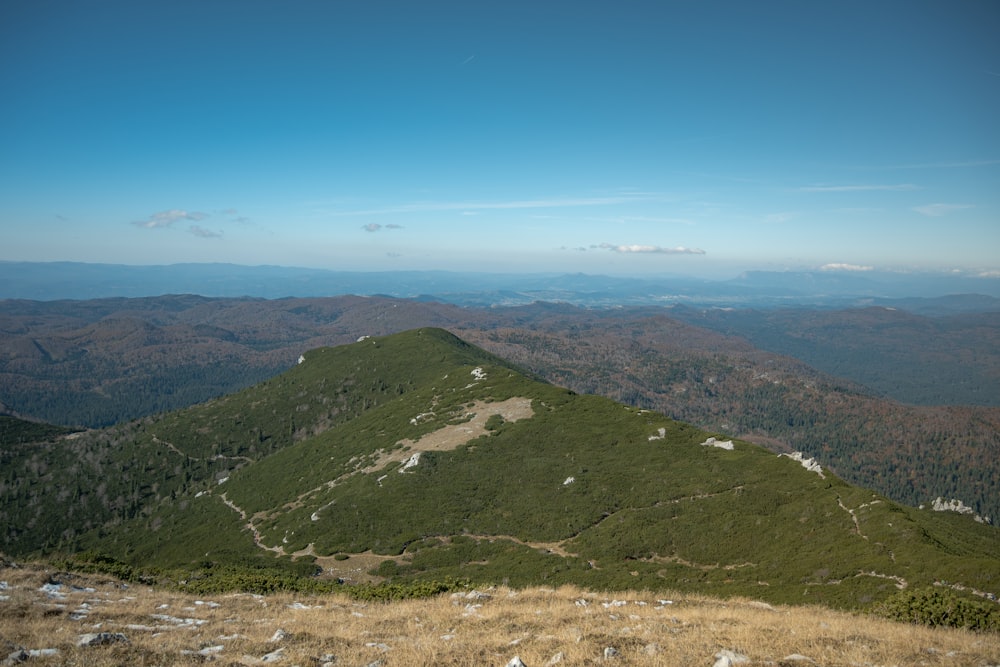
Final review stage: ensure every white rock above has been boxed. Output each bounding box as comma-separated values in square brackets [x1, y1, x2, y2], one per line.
[27, 649, 59, 658]
[713, 649, 750, 666]
[399, 452, 421, 472]
[700, 437, 735, 451]
[781, 451, 825, 478]
[77, 632, 129, 647]
[260, 647, 285, 663]
[506, 658, 527, 667]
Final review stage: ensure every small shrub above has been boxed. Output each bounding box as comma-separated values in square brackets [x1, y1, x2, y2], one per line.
[345, 577, 472, 602]
[871, 586, 1000, 632]
[52, 551, 156, 585]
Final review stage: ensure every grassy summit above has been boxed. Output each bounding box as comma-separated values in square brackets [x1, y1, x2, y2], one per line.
[2, 329, 998, 612]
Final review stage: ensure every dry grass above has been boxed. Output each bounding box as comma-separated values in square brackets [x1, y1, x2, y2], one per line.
[1, 563, 998, 666]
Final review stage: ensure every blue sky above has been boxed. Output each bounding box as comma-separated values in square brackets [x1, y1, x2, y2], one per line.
[1, 1, 998, 278]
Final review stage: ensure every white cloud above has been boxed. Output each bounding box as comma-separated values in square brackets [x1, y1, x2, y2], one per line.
[363, 223, 382, 232]
[596, 243, 705, 255]
[912, 203, 974, 217]
[820, 263, 874, 272]
[189, 225, 222, 238]
[798, 184, 919, 192]
[132, 209, 209, 229]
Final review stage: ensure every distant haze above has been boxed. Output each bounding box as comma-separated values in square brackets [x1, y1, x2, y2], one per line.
[2, 261, 999, 307]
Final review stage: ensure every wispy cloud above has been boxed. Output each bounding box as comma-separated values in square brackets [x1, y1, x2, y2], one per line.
[912, 203, 974, 217]
[189, 225, 222, 239]
[333, 195, 655, 217]
[595, 243, 706, 255]
[362, 223, 404, 232]
[132, 209, 209, 229]
[798, 184, 919, 192]
[820, 263, 873, 272]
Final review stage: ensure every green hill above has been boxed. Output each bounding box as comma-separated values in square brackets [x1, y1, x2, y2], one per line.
[2, 328, 998, 612]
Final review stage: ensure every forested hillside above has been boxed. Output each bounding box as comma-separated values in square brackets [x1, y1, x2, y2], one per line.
[3, 329, 998, 613]
[2, 295, 998, 523]
[668, 305, 1000, 406]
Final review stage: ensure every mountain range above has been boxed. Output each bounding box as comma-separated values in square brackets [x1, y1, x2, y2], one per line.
[4, 261, 1000, 309]
[3, 328, 998, 613]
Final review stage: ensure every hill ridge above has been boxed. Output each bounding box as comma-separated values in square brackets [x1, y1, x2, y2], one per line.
[3, 328, 999, 612]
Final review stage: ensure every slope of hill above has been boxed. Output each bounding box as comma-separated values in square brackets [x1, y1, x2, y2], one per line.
[455, 316, 1000, 524]
[668, 305, 1000, 406]
[3, 329, 999, 613]
[3, 295, 999, 527]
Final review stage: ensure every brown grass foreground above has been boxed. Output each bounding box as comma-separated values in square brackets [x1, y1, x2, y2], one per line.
[1, 563, 998, 666]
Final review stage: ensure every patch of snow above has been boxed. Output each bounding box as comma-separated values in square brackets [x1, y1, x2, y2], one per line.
[648, 427, 667, 441]
[471, 367, 486, 380]
[297, 354, 305, 364]
[217, 476, 229, 485]
[780, 451, 825, 478]
[399, 452, 421, 472]
[563, 476, 575, 486]
[700, 437, 734, 451]
[357, 335, 370, 342]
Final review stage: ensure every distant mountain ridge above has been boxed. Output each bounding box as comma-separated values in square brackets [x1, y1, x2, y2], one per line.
[3, 261, 1000, 309]
[3, 328, 998, 612]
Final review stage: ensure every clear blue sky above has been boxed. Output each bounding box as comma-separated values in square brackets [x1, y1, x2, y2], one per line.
[2, 1, 998, 278]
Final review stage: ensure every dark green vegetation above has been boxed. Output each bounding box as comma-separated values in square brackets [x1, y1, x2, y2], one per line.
[874, 586, 1000, 632]
[669, 305, 1000, 407]
[3, 295, 999, 534]
[0, 415, 76, 444]
[2, 329, 998, 619]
